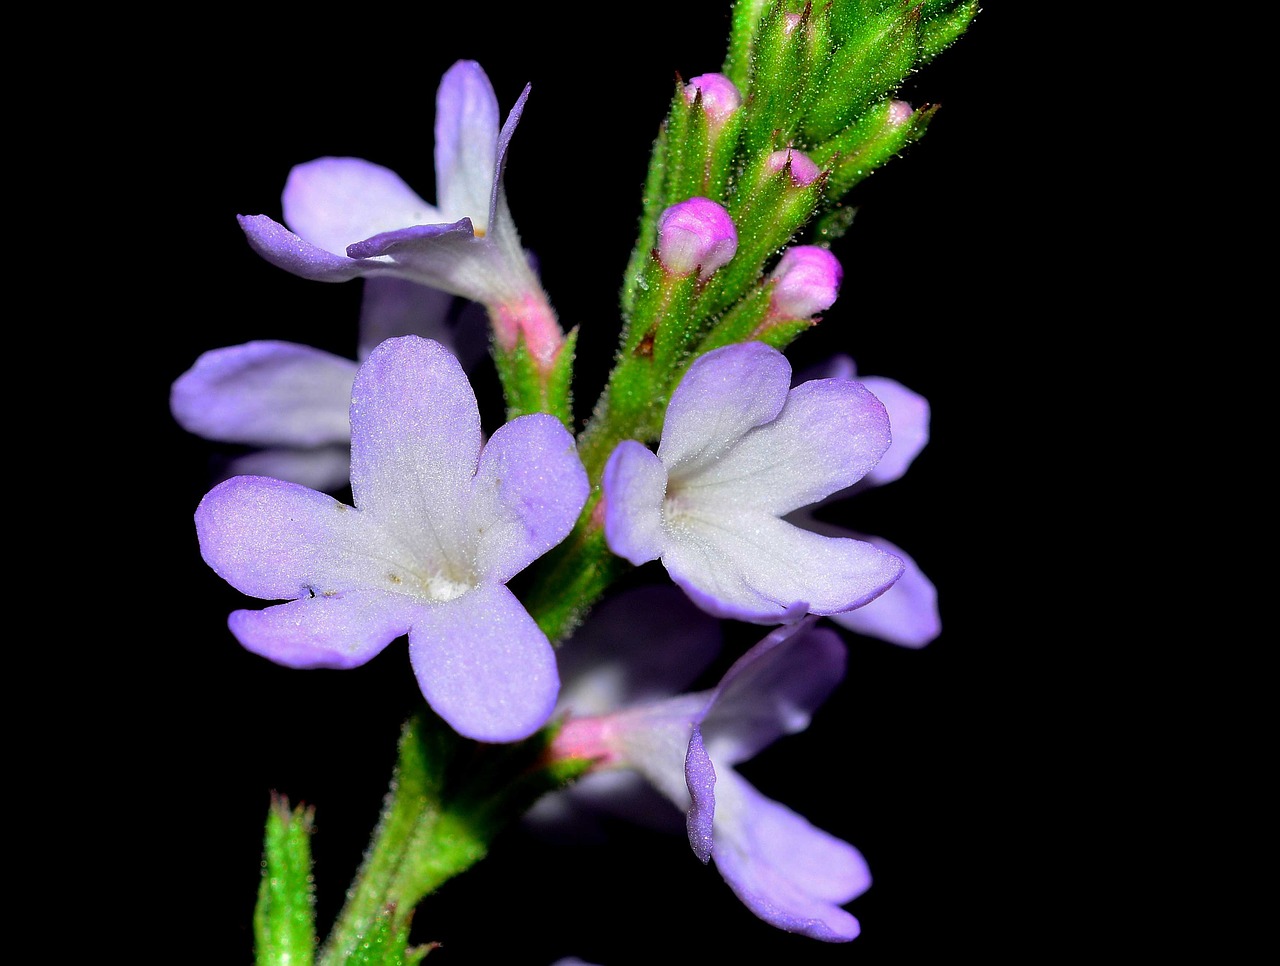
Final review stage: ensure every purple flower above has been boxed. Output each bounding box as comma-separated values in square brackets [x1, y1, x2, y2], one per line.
[549, 610, 870, 941]
[194, 335, 588, 742]
[237, 60, 563, 364]
[655, 198, 738, 279]
[171, 279, 486, 491]
[788, 354, 940, 648]
[601, 341, 904, 624]
[172, 277, 486, 491]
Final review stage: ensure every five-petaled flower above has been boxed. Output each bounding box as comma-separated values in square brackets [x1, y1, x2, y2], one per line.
[602, 340, 904, 624]
[194, 335, 588, 742]
[548, 594, 871, 942]
[237, 59, 564, 365]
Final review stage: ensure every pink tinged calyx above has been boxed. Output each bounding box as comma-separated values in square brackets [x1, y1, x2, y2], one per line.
[656, 197, 738, 280]
[887, 99, 914, 127]
[767, 245, 843, 318]
[491, 290, 565, 365]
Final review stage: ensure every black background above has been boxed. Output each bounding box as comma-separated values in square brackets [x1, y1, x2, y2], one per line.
[129, 4, 1033, 963]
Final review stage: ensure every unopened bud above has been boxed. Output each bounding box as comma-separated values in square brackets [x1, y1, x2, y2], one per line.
[765, 148, 823, 187]
[656, 197, 738, 280]
[887, 99, 913, 126]
[683, 73, 743, 128]
[767, 246, 843, 318]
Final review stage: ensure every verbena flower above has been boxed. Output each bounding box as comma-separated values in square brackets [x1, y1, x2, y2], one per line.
[237, 59, 563, 364]
[789, 354, 940, 648]
[602, 340, 904, 624]
[550, 611, 871, 941]
[171, 278, 486, 491]
[194, 335, 588, 742]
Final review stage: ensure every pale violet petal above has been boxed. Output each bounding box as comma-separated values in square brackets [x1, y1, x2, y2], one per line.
[407, 583, 559, 742]
[679, 377, 891, 516]
[238, 214, 372, 282]
[281, 157, 442, 255]
[710, 772, 869, 941]
[195, 476, 420, 601]
[224, 445, 351, 492]
[553, 585, 722, 716]
[346, 220, 529, 305]
[859, 374, 931, 487]
[828, 536, 941, 648]
[484, 82, 534, 276]
[602, 440, 668, 566]
[229, 590, 419, 670]
[697, 620, 845, 766]
[685, 726, 717, 863]
[469, 413, 588, 583]
[657, 342, 791, 475]
[349, 336, 482, 574]
[170, 341, 356, 447]
[661, 513, 904, 622]
[434, 60, 500, 227]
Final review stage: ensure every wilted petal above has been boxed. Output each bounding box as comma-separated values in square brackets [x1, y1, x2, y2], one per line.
[662, 513, 903, 623]
[229, 590, 419, 670]
[407, 582, 559, 742]
[470, 413, 588, 583]
[282, 157, 442, 254]
[602, 441, 668, 566]
[170, 341, 356, 447]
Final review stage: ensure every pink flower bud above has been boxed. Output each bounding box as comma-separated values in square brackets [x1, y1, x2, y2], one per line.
[683, 73, 743, 127]
[766, 148, 822, 187]
[767, 246, 843, 318]
[657, 197, 738, 280]
[887, 100, 913, 127]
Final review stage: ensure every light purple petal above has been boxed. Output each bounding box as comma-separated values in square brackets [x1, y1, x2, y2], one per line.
[602, 440, 667, 566]
[281, 157, 442, 254]
[697, 620, 845, 765]
[827, 536, 940, 647]
[711, 773, 869, 941]
[434, 60, 500, 226]
[553, 585, 722, 715]
[679, 377, 891, 516]
[229, 590, 419, 670]
[349, 336, 482, 573]
[195, 476, 420, 601]
[657, 342, 791, 474]
[859, 375, 930, 487]
[170, 341, 356, 447]
[357, 277, 457, 359]
[238, 214, 372, 282]
[224, 445, 351, 492]
[685, 726, 716, 863]
[469, 413, 588, 583]
[484, 83, 534, 278]
[407, 582, 559, 742]
[345, 220, 528, 305]
[662, 513, 904, 622]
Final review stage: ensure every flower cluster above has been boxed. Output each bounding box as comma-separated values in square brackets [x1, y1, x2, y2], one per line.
[175, 1, 974, 958]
